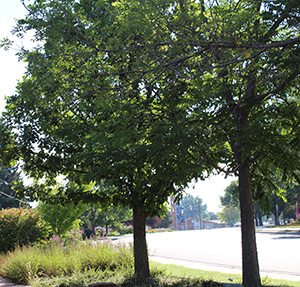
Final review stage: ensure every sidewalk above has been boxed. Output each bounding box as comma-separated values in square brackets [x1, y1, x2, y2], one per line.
[0, 277, 29, 287]
[256, 227, 300, 234]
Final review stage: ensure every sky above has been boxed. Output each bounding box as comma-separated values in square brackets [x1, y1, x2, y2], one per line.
[0, 0, 28, 112]
[0, 0, 237, 213]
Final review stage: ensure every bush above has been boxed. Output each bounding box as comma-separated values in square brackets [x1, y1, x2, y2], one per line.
[0, 208, 50, 254]
[118, 225, 134, 235]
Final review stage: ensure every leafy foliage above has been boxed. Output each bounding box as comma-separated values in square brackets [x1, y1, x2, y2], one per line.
[2, 0, 300, 284]
[80, 204, 132, 234]
[218, 205, 240, 226]
[0, 208, 50, 253]
[156, 211, 174, 229]
[36, 201, 87, 236]
[0, 165, 28, 209]
[220, 181, 239, 208]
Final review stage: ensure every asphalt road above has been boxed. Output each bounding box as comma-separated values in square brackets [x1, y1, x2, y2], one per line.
[117, 227, 300, 282]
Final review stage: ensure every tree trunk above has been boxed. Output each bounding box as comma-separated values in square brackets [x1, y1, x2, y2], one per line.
[282, 209, 286, 225]
[239, 160, 261, 287]
[274, 203, 280, 225]
[255, 215, 259, 227]
[133, 206, 150, 278]
[259, 216, 263, 227]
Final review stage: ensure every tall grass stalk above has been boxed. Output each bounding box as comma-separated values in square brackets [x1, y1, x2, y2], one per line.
[0, 236, 133, 285]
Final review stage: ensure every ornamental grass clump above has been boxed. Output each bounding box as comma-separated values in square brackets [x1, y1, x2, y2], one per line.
[0, 234, 133, 285]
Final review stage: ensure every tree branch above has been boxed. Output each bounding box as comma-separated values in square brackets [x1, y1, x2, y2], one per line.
[251, 69, 300, 104]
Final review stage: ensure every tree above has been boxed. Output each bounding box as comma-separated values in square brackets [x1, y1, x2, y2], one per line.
[183, 194, 207, 221]
[2, 0, 204, 278]
[219, 205, 240, 226]
[37, 200, 87, 236]
[251, 169, 300, 226]
[0, 165, 28, 209]
[156, 210, 173, 228]
[220, 181, 239, 208]
[284, 185, 300, 222]
[219, 181, 241, 226]
[205, 212, 218, 221]
[146, 216, 162, 229]
[80, 204, 132, 235]
[2, 1, 300, 286]
[221, 180, 265, 226]
[149, 2, 300, 285]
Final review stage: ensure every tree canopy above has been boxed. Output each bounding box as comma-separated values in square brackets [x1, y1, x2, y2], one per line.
[2, 0, 300, 286]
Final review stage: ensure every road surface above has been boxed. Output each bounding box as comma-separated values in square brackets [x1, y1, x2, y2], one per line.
[116, 228, 300, 282]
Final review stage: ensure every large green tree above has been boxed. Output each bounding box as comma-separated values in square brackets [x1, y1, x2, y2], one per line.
[2, 0, 204, 278]
[2, 1, 300, 286]
[187, 2, 300, 284]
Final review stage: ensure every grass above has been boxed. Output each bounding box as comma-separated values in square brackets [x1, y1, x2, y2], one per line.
[262, 223, 300, 229]
[0, 234, 299, 287]
[150, 262, 300, 287]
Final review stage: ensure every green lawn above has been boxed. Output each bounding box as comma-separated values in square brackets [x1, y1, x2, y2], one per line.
[150, 262, 300, 287]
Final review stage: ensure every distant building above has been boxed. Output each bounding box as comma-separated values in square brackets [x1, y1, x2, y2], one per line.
[175, 218, 227, 230]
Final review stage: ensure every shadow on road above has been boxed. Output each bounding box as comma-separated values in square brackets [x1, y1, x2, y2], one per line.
[272, 234, 300, 240]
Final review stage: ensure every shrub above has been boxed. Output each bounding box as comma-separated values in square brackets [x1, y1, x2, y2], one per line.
[0, 208, 50, 253]
[118, 225, 134, 235]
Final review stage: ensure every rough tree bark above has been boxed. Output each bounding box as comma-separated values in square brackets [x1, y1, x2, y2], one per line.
[132, 205, 150, 278]
[232, 103, 261, 287]
[239, 160, 262, 287]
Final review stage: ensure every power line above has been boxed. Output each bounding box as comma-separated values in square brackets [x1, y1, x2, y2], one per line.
[0, 190, 31, 204]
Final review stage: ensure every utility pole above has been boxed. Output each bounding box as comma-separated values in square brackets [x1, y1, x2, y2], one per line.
[198, 199, 202, 229]
[183, 197, 187, 230]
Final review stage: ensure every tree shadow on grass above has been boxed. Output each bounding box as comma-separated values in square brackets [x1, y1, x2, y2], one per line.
[121, 276, 223, 287]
